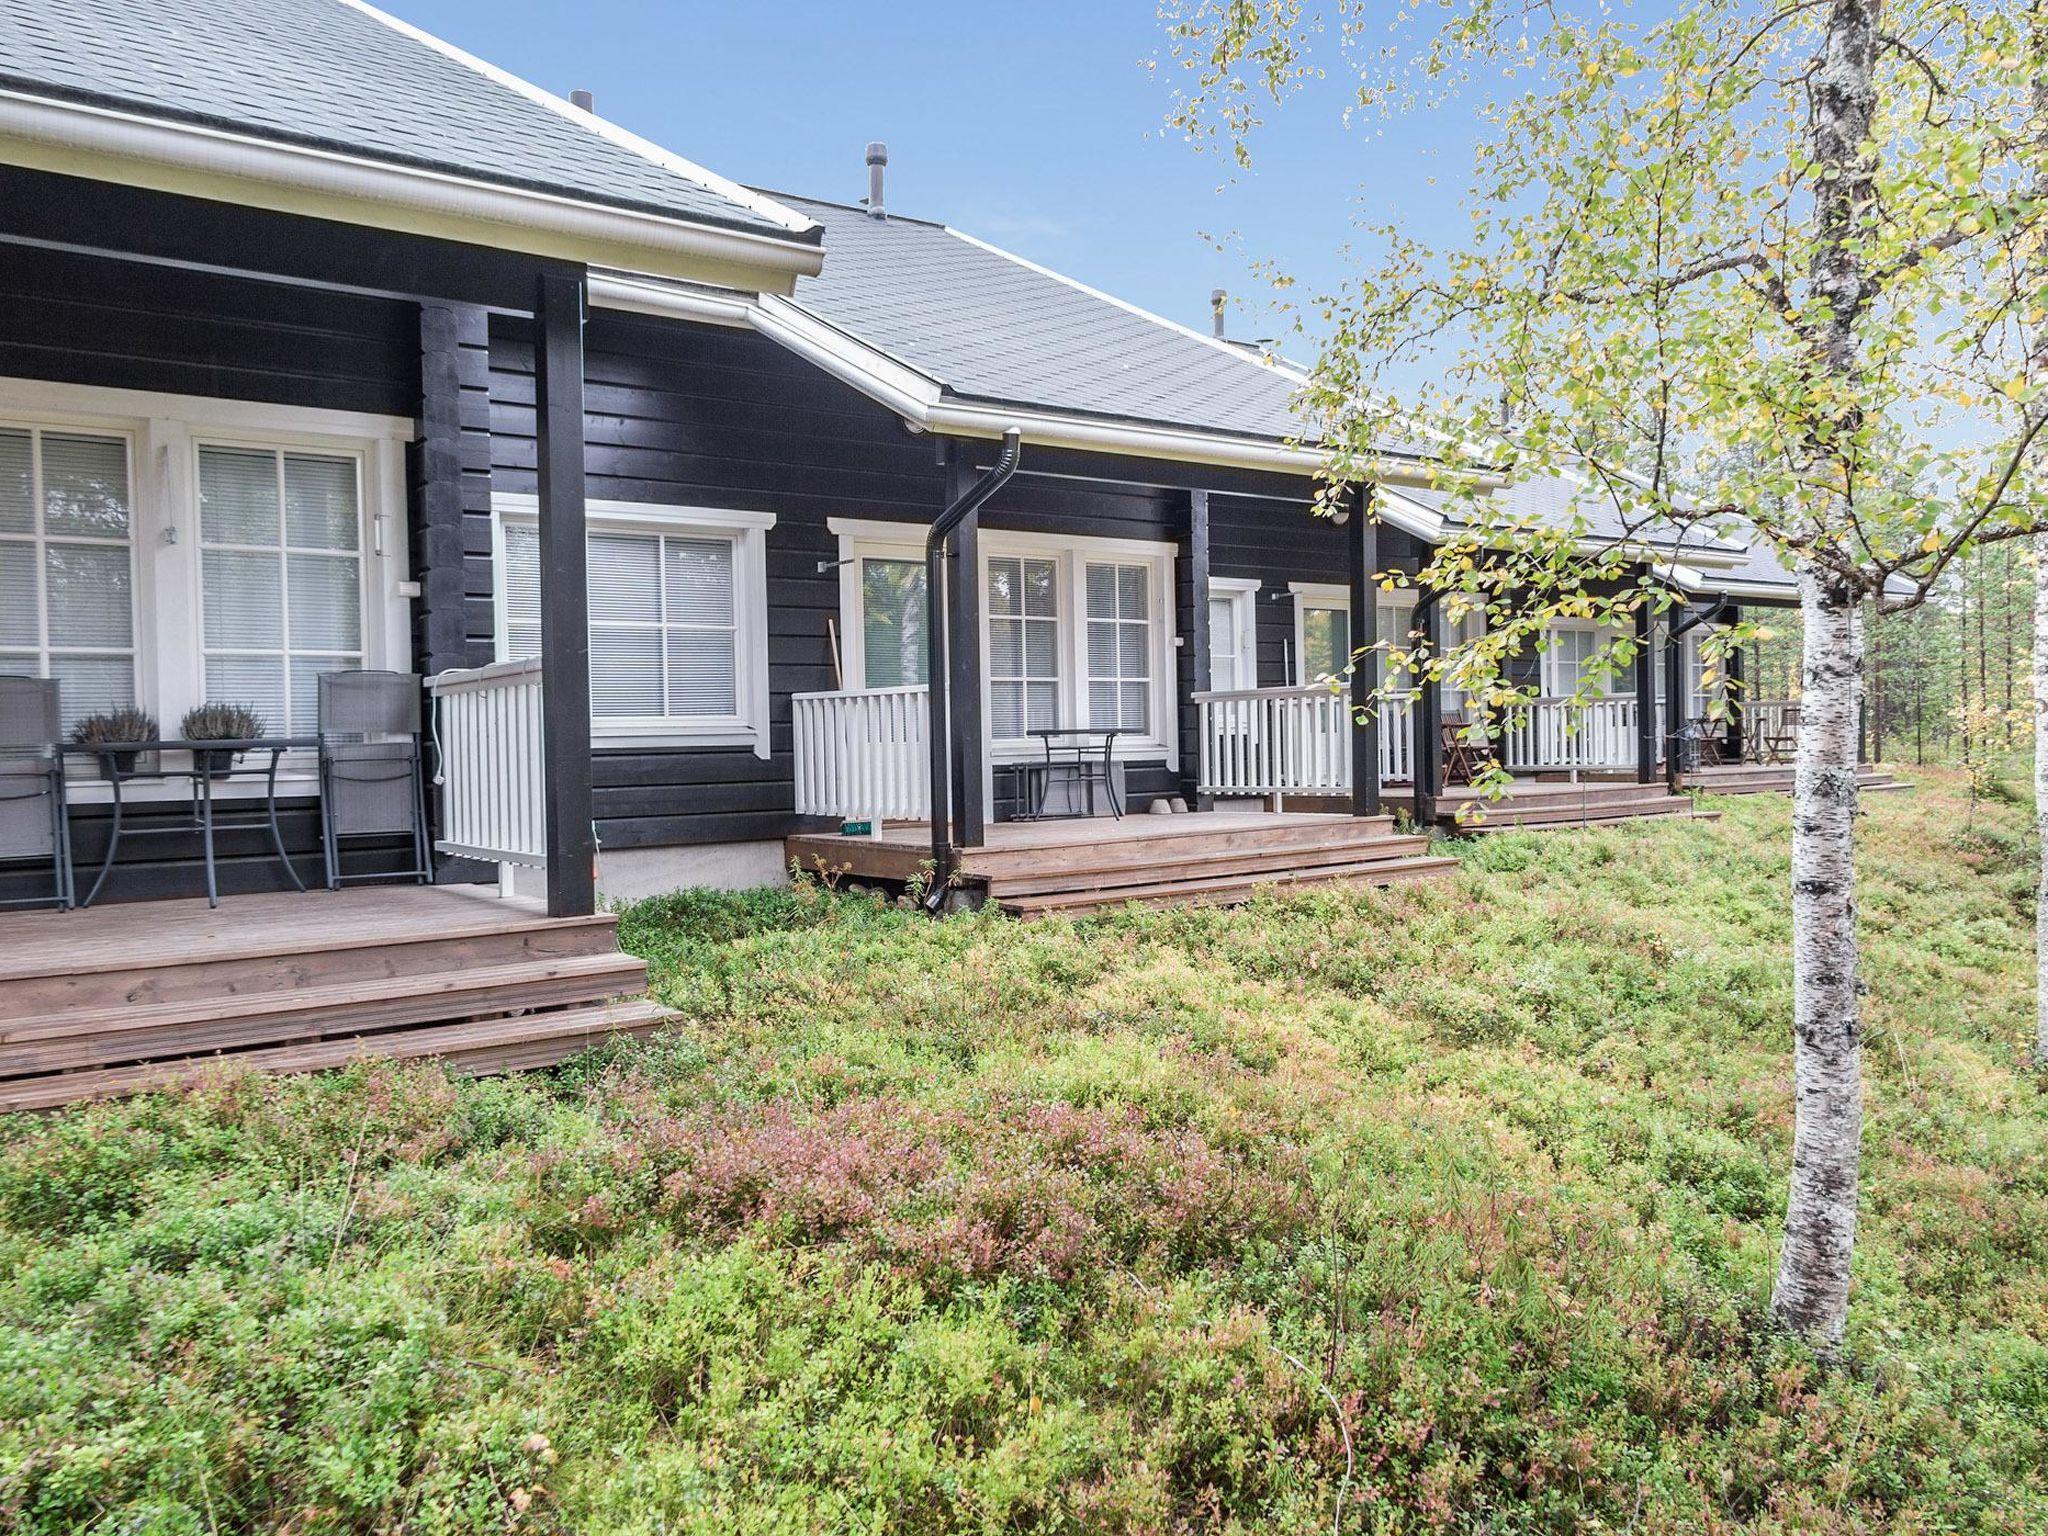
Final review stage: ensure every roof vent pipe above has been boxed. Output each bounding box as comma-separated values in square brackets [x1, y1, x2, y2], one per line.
[570, 89, 594, 112]
[1211, 288, 1227, 339]
[865, 141, 888, 219]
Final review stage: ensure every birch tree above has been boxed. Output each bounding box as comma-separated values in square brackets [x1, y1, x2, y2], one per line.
[1163, 0, 2048, 1350]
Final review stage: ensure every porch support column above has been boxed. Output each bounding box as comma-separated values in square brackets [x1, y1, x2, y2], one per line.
[943, 447, 986, 846]
[1633, 596, 1658, 785]
[1413, 591, 1444, 826]
[1663, 609, 1688, 792]
[535, 270, 596, 918]
[1178, 489, 1213, 810]
[1726, 618, 1747, 760]
[1347, 484, 1382, 816]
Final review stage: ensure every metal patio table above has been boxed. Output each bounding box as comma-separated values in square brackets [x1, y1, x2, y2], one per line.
[1021, 727, 1127, 820]
[64, 737, 318, 908]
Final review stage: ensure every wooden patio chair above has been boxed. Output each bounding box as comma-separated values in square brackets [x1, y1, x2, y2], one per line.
[1685, 717, 1727, 768]
[1439, 717, 1487, 789]
[1760, 705, 1800, 765]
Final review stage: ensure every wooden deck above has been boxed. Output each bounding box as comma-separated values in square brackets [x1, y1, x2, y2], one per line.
[1679, 763, 1909, 796]
[788, 810, 1458, 915]
[1432, 777, 1712, 832]
[0, 885, 668, 1111]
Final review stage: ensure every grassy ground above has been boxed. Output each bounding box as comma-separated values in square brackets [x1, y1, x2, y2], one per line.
[3, 771, 2044, 1534]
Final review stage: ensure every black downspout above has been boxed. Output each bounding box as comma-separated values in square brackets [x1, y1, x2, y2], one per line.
[1665, 596, 1731, 791]
[924, 429, 1023, 911]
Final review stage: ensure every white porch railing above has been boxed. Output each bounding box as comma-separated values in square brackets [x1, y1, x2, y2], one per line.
[427, 658, 547, 866]
[1502, 696, 1638, 773]
[792, 684, 931, 822]
[1195, 685, 1414, 797]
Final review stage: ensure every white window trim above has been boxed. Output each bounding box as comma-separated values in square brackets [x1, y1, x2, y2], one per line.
[1206, 576, 1260, 692]
[827, 516, 1179, 769]
[494, 493, 776, 757]
[1288, 581, 1349, 686]
[0, 377, 411, 804]
[1543, 619, 1633, 698]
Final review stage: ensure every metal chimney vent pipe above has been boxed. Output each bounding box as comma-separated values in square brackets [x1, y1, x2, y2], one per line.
[1210, 288, 1227, 339]
[570, 89, 594, 112]
[865, 141, 888, 220]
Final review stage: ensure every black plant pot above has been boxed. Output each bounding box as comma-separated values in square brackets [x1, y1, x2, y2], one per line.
[196, 747, 242, 778]
[97, 748, 140, 780]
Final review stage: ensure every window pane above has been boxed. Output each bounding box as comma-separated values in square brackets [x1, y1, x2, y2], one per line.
[1027, 682, 1059, 731]
[986, 557, 1019, 617]
[50, 655, 133, 733]
[42, 433, 128, 539]
[45, 544, 131, 647]
[1123, 683, 1148, 733]
[286, 554, 361, 651]
[1208, 596, 1239, 690]
[1023, 616, 1059, 678]
[586, 532, 661, 623]
[293, 657, 357, 736]
[989, 679, 1023, 740]
[0, 544, 34, 646]
[1089, 679, 1116, 726]
[283, 454, 359, 549]
[666, 628, 738, 717]
[1086, 620, 1117, 676]
[1118, 565, 1146, 618]
[1086, 562, 1116, 619]
[503, 523, 540, 650]
[204, 551, 283, 647]
[589, 629, 662, 717]
[862, 559, 926, 688]
[203, 656, 284, 737]
[1118, 624, 1148, 678]
[1303, 607, 1348, 681]
[0, 429, 30, 535]
[1022, 558, 1058, 617]
[665, 537, 734, 625]
[199, 447, 279, 544]
[988, 616, 1023, 677]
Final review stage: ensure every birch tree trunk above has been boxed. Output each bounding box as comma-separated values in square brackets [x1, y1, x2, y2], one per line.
[1771, 570, 1866, 1349]
[2035, 537, 2048, 1065]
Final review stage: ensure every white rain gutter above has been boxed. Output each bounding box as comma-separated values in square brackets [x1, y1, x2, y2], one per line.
[0, 89, 825, 288]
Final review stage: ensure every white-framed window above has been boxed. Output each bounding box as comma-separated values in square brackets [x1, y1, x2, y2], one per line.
[1085, 560, 1151, 733]
[1206, 577, 1259, 692]
[1291, 584, 1351, 685]
[1544, 622, 1630, 697]
[0, 424, 137, 732]
[0, 378, 412, 799]
[494, 495, 775, 756]
[827, 517, 1178, 765]
[198, 444, 364, 736]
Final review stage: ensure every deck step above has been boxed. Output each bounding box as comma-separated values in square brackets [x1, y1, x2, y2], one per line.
[984, 832, 1437, 898]
[1003, 855, 1461, 918]
[956, 816, 1406, 879]
[0, 952, 650, 1077]
[0, 999, 673, 1113]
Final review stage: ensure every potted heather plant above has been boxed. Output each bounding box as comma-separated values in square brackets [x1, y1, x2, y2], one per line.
[180, 702, 267, 778]
[70, 707, 158, 779]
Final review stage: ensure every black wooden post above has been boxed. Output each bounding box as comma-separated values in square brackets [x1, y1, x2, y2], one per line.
[1347, 485, 1382, 816]
[1663, 610, 1687, 792]
[1725, 620, 1746, 760]
[943, 448, 986, 845]
[1179, 489, 1213, 810]
[1413, 592, 1443, 826]
[1633, 598, 1658, 785]
[534, 270, 596, 918]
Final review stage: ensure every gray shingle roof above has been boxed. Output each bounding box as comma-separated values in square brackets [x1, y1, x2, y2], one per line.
[0, 0, 817, 244]
[772, 193, 1378, 448]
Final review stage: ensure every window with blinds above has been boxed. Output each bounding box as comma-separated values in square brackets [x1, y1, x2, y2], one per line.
[861, 558, 926, 688]
[987, 554, 1059, 740]
[198, 445, 363, 737]
[0, 426, 137, 733]
[1085, 561, 1150, 733]
[502, 523, 739, 721]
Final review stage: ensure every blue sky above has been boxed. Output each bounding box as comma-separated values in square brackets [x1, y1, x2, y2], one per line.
[399, 0, 1479, 354]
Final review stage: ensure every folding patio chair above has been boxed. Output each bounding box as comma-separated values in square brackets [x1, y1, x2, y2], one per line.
[0, 676, 75, 909]
[1439, 716, 1487, 789]
[318, 670, 432, 889]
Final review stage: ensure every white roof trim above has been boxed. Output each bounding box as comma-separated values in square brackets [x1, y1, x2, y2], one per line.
[341, 0, 819, 240]
[587, 272, 1456, 489]
[0, 92, 824, 286]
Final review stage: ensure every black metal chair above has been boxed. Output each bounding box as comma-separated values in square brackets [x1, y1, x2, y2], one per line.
[0, 676, 75, 909]
[318, 670, 432, 889]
